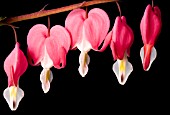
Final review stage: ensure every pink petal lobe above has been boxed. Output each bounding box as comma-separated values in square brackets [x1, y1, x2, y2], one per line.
[112, 16, 134, 60]
[84, 8, 110, 50]
[110, 39, 117, 61]
[65, 8, 86, 49]
[46, 25, 71, 69]
[27, 24, 47, 66]
[140, 4, 162, 45]
[98, 31, 112, 52]
[154, 6, 161, 18]
[4, 42, 28, 87]
[57, 47, 67, 69]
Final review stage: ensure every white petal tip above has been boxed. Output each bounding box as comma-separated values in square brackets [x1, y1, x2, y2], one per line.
[3, 86, 24, 111]
[113, 59, 133, 85]
[41, 82, 51, 93]
[40, 69, 53, 93]
[78, 52, 90, 77]
[78, 66, 88, 77]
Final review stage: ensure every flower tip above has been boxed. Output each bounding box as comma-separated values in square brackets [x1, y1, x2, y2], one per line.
[3, 86, 24, 111]
[40, 69, 53, 93]
[112, 59, 133, 85]
[42, 85, 50, 93]
[143, 63, 150, 71]
[140, 46, 157, 71]
[78, 66, 88, 77]
[41, 81, 51, 93]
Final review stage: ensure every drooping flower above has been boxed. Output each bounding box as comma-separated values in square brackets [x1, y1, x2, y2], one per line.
[3, 42, 28, 111]
[111, 16, 134, 85]
[99, 15, 134, 85]
[140, 4, 162, 71]
[96, 2, 134, 85]
[27, 24, 71, 93]
[65, 8, 110, 77]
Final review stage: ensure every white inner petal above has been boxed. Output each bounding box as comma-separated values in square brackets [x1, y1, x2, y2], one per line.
[41, 46, 53, 69]
[77, 26, 92, 52]
[3, 86, 24, 111]
[78, 52, 90, 77]
[112, 54, 133, 85]
[40, 68, 53, 93]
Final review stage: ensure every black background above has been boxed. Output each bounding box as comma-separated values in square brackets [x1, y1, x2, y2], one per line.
[0, 0, 167, 114]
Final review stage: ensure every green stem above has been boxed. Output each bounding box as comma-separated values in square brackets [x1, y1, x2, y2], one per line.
[0, 0, 118, 26]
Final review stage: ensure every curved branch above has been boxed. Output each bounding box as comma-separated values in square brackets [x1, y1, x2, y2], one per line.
[0, 0, 118, 25]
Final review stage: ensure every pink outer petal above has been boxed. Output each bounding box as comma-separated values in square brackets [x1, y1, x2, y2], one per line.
[98, 31, 112, 52]
[110, 37, 117, 61]
[27, 24, 47, 66]
[84, 8, 110, 50]
[45, 25, 71, 69]
[112, 16, 134, 60]
[140, 4, 162, 45]
[65, 8, 86, 49]
[4, 42, 28, 87]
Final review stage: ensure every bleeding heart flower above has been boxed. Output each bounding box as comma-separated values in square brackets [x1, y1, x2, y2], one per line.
[65, 8, 110, 77]
[3, 42, 28, 111]
[101, 16, 134, 85]
[112, 16, 134, 85]
[27, 24, 71, 93]
[140, 4, 162, 71]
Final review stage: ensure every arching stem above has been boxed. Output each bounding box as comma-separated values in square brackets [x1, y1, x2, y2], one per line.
[0, 0, 118, 25]
[8, 25, 18, 43]
[116, 1, 121, 17]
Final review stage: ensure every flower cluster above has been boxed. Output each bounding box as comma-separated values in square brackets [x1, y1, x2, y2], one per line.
[2, 1, 161, 111]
